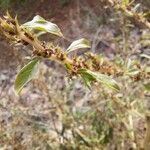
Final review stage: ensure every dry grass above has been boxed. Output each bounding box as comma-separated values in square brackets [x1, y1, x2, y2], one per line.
[0, 0, 150, 149]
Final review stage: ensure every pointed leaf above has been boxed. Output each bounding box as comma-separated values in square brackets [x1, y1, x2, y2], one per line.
[126, 68, 140, 76]
[132, 3, 141, 12]
[79, 69, 120, 91]
[66, 38, 91, 53]
[22, 15, 63, 37]
[140, 54, 150, 59]
[15, 58, 40, 94]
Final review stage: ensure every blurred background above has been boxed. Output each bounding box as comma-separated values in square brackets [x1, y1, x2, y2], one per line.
[0, 0, 150, 149]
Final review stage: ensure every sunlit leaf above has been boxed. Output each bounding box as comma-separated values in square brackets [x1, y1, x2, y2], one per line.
[126, 59, 132, 69]
[66, 38, 91, 53]
[79, 69, 120, 91]
[132, 3, 141, 12]
[22, 15, 63, 37]
[140, 54, 150, 59]
[122, 0, 129, 6]
[126, 68, 140, 76]
[15, 58, 40, 94]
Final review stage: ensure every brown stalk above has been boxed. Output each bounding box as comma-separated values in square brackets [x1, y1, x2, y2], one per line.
[0, 13, 149, 80]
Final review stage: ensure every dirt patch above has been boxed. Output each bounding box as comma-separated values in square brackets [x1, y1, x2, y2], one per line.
[0, 0, 100, 71]
[0, 0, 78, 71]
[0, 39, 22, 70]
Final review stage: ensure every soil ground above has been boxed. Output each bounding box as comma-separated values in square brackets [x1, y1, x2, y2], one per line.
[0, 0, 101, 71]
[0, 1, 148, 149]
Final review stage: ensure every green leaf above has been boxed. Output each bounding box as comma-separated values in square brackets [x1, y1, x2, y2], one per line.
[65, 63, 72, 70]
[140, 54, 150, 59]
[122, 0, 129, 6]
[66, 38, 91, 53]
[22, 15, 63, 37]
[81, 74, 92, 89]
[79, 69, 120, 91]
[126, 68, 140, 76]
[15, 58, 40, 94]
[126, 59, 132, 69]
[132, 3, 141, 12]
[144, 83, 150, 91]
